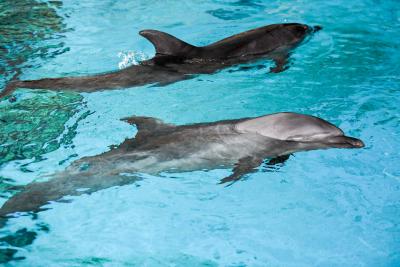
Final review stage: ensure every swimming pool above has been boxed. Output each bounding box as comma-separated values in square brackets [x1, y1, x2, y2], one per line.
[0, 0, 399, 266]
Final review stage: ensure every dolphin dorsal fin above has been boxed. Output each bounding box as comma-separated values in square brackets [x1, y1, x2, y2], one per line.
[139, 30, 198, 57]
[121, 116, 175, 135]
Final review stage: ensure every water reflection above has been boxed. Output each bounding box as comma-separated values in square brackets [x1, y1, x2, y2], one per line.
[0, 93, 87, 166]
[0, 3, 80, 261]
[206, 0, 266, 20]
[0, 0, 69, 82]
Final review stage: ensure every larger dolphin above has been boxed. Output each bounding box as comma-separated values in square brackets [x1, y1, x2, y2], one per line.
[1, 23, 321, 98]
[0, 112, 363, 216]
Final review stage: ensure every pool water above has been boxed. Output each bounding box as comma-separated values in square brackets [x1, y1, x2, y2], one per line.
[0, 0, 399, 266]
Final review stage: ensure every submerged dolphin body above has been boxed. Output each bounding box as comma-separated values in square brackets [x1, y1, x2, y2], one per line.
[0, 112, 363, 216]
[1, 23, 321, 98]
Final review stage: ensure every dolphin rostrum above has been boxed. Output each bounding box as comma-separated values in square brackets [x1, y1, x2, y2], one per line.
[1, 23, 322, 99]
[0, 112, 363, 217]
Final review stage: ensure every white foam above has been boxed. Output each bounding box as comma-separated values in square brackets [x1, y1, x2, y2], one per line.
[117, 51, 149, 69]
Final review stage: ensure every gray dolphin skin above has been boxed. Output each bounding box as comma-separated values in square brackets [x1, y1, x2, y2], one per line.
[0, 112, 363, 217]
[0, 23, 321, 98]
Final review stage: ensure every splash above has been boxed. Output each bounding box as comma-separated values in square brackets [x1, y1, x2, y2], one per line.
[117, 51, 149, 69]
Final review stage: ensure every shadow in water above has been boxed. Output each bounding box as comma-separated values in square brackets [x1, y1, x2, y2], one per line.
[0, 221, 49, 264]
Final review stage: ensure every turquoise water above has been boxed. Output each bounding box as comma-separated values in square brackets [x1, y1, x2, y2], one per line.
[0, 0, 399, 266]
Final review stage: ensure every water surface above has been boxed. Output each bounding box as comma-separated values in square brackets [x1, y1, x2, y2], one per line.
[0, 0, 399, 266]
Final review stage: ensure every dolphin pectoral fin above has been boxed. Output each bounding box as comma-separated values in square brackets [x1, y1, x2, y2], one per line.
[269, 53, 290, 73]
[264, 154, 291, 172]
[219, 156, 264, 186]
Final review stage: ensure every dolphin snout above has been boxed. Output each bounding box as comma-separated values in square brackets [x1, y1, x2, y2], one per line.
[326, 136, 365, 148]
[301, 24, 322, 35]
[342, 136, 364, 148]
[349, 138, 365, 148]
[313, 25, 323, 33]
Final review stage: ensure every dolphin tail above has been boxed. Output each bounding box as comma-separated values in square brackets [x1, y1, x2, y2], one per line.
[0, 70, 21, 101]
[0, 171, 142, 217]
[0, 82, 18, 100]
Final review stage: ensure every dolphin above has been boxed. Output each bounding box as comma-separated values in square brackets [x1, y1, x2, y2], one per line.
[0, 23, 322, 99]
[0, 112, 363, 217]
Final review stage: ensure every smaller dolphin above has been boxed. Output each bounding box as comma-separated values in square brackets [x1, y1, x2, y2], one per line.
[0, 23, 321, 99]
[0, 112, 363, 217]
